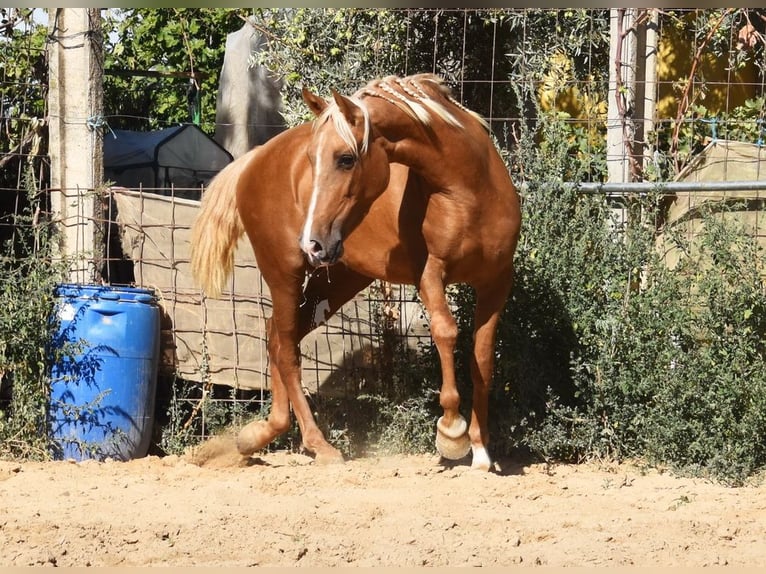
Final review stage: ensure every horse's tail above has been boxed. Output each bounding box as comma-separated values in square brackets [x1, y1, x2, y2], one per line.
[190, 150, 254, 298]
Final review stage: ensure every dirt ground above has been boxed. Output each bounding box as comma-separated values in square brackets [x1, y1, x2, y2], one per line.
[1, 435, 765, 567]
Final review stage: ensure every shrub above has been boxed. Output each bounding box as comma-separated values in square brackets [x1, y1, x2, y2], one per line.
[0, 176, 67, 460]
[501, 110, 766, 483]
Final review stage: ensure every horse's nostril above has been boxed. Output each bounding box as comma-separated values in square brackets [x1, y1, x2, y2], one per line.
[309, 239, 323, 255]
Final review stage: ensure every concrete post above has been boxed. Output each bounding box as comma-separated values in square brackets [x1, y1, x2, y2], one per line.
[47, 8, 104, 283]
[606, 8, 638, 183]
[629, 9, 659, 177]
[641, 10, 659, 175]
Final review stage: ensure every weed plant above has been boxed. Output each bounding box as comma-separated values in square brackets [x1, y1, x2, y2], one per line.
[0, 176, 67, 460]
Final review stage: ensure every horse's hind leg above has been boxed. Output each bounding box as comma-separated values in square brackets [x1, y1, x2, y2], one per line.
[467, 278, 513, 471]
[420, 264, 512, 471]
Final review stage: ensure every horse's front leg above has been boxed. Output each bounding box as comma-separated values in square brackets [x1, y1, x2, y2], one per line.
[236, 316, 299, 456]
[419, 267, 471, 463]
[238, 265, 372, 464]
[288, 265, 373, 461]
[272, 319, 345, 464]
[237, 289, 344, 464]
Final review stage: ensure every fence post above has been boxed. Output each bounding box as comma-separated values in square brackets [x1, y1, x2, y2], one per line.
[47, 8, 105, 283]
[639, 9, 659, 174]
[606, 8, 638, 184]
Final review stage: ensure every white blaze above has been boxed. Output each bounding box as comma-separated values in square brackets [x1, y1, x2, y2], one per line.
[301, 130, 327, 254]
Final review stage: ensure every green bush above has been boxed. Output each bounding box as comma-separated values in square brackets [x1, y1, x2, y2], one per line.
[496, 110, 766, 484]
[601, 210, 766, 484]
[0, 177, 67, 460]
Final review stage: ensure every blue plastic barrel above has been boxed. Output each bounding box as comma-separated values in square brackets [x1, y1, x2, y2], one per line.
[49, 283, 161, 461]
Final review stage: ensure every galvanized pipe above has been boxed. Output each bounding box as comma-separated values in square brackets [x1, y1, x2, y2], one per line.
[520, 180, 766, 194]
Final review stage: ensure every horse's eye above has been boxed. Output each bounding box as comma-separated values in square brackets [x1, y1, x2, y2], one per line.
[336, 154, 356, 170]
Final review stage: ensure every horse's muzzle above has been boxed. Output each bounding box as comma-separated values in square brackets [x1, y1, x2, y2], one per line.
[300, 236, 344, 267]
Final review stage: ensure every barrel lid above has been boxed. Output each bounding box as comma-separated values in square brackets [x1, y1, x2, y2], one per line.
[54, 283, 157, 303]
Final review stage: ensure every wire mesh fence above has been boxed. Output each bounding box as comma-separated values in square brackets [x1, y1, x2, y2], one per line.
[2, 8, 766, 446]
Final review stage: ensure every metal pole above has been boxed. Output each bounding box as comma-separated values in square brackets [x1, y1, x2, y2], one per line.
[573, 180, 766, 194]
[519, 179, 766, 196]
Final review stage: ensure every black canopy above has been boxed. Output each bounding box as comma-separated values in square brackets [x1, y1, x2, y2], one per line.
[104, 124, 233, 193]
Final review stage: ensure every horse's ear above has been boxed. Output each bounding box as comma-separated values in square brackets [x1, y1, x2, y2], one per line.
[331, 90, 364, 127]
[302, 86, 327, 117]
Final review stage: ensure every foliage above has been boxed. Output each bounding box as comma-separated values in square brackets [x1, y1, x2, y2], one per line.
[250, 8, 611, 146]
[249, 8, 408, 127]
[356, 394, 438, 456]
[661, 8, 765, 72]
[0, 8, 48, 190]
[605, 210, 766, 485]
[507, 105, 766, 484]
[651, 8, 766, 178]
[0, 9, 48, 125]
[156, 376, 201, 456]
[102, 8, 248, 132]
[1, 10, 62, 460]
[95, 8, 613, 139]
[0, 171, 67, 460]
[157, 376, 271, 456]
[650, 96, 766, 182]
[302, 327, 442, 459]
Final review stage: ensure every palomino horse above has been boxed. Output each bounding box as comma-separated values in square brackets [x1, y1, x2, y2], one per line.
[191, 73, 520, 471]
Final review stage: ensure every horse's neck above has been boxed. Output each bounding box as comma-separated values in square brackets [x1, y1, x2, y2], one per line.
[380, 127, 458, 191]
[368, 98, 479, 192]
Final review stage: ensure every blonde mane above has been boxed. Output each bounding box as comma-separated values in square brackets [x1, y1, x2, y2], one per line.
[357, 74, 484, 130]
[314, 95, 370, 158]
[316, 73, 489, 155]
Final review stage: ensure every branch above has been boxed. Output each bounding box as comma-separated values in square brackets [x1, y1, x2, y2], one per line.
[669, 8, 735, 173]
[174, 9, 198, 89]
[613, 8, 650, 182]
[0, 126, 41, 170]
[0, 8, 24, 36]
[240, 12, 320, 60]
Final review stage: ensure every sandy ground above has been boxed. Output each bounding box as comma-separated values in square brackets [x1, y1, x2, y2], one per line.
[1, 436, 765, 567]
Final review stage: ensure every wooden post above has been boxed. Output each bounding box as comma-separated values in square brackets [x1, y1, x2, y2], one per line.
[47, 8, 104, 283]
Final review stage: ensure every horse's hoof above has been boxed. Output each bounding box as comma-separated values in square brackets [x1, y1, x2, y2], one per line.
[313, 445, 345, 465]
[470, 445, 493, 472]
[236, 420, 271, 455]
[435, 415, 471, 460]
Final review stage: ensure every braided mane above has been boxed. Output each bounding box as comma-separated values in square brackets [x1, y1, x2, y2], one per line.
[356, 73, 489, 132]
[314, 73, 489, 157]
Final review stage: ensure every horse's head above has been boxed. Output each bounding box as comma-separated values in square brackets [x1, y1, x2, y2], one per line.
[299, 86, 391, 267]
